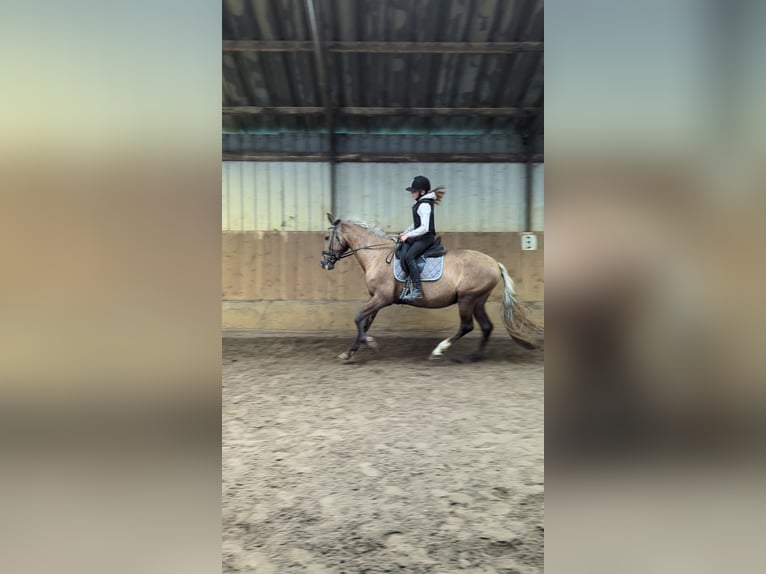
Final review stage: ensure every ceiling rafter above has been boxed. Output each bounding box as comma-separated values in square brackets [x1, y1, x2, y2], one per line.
[223, 151, 544, 163]
[223, 106, 541, 116]
[222, 40, 543, 54]
[304, 0, 333, 131]
[221, 1, 544, 151]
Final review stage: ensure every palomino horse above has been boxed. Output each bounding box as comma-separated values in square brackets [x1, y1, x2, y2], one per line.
[320, 214, 543, 360]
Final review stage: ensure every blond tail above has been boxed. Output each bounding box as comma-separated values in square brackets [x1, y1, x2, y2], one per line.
[498, 262, 543, 349]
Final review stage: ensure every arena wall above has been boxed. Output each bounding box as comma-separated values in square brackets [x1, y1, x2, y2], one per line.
[222, 231, 543, 333]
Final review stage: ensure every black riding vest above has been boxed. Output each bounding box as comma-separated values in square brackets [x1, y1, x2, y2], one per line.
[412, 198, 436, 235]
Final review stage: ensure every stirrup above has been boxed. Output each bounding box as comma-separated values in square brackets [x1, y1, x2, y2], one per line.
[406, 287, 424, 302]
[401, 280, 423, 302]
[399, 280, 412, 301]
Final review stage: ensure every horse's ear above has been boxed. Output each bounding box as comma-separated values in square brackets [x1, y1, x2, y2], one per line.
[326, 213, 334, 224]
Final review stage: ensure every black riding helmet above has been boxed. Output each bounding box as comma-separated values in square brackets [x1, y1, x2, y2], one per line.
[406, 175, 430, 193]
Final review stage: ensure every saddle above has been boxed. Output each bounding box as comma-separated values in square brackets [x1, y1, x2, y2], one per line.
[393, 236, 447, 283]
[394, 236, 447, 260]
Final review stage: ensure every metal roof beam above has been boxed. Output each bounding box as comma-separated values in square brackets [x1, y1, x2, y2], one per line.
[223, 40, 543, 54]
[528, 110, 544, 139]
[223, 106, 540, 116]
[223, 152, 544, 163]
[223, 106, 325, 115]
[304, 0, 337, 212]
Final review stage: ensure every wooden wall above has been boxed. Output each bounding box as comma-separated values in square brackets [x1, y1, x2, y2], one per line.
[222, 231, 543, 331]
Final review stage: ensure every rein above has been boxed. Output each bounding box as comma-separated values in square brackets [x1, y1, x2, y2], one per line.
[331, 240, 395, 263]
[323, 223, 396, 266]
[340, 241, 395, 258]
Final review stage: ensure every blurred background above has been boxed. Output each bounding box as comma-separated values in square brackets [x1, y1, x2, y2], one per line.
[546, 0, 766, 460]
[545, 1, 766, 573]
[0, 2, 221, 574]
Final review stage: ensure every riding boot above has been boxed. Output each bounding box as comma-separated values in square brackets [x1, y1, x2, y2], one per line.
[403, 264, 424, 302]
[407, 281, 424, 301]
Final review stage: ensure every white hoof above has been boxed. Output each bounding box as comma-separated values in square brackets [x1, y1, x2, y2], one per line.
[365, 336, 378, 352]
[338, 351, 352, 360]
[429, 338, 452, 359]
[429, 352, 444, 361]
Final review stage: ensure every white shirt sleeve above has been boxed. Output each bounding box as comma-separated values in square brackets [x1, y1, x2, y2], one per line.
[407, 202, 432, 238]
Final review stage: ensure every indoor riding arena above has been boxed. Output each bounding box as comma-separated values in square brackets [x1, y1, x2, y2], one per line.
[222, 1, 544, 572]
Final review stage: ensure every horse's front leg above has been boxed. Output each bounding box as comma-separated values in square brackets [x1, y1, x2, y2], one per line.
[362, 310, 379, 352]
[338, 297, 388, 360]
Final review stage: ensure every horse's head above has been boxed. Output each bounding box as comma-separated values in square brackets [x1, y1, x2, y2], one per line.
[320, 214, 348, 270]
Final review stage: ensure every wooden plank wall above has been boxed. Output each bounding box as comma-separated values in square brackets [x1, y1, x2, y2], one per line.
[222, 231, 544, 303]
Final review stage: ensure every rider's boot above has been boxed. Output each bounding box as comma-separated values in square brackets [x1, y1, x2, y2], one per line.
[402, 263, 424, 302]
[406, 281, 424, 302]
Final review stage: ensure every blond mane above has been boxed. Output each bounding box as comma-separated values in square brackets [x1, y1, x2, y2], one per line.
[344, 219, 397, 240]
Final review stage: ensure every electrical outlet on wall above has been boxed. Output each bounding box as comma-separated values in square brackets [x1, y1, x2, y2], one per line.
[521, 233, 537, 251]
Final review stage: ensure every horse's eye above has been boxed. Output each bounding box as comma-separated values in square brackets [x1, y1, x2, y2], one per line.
[324, 235, 329, 240]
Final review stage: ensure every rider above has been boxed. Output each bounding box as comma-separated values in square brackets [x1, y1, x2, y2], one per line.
[398, 175, 437, 302]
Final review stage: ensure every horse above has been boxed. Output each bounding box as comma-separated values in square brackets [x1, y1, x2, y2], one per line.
[320, 214, 543, 361]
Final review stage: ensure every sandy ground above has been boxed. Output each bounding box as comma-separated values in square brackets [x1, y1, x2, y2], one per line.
[223, 335, 544, 573]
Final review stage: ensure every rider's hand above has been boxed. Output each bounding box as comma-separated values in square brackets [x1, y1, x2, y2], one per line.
[400, 233, 409, 242]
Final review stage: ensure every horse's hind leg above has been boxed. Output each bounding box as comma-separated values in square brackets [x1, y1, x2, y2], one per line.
[429, 299, 475, 360]
[470, 300, 494, 361]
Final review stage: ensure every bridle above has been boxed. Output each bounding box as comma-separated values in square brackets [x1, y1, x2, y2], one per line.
[321, 221, 396, 270]
[320, 223, 346, 268]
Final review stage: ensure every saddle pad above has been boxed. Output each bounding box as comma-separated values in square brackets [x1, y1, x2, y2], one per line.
[393, 256, 444, 282]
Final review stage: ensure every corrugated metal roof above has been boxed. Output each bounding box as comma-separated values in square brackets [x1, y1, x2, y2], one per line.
[223, 0, 543, 136]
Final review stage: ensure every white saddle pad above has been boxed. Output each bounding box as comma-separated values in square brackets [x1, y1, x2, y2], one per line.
[393, 256, 444, 282]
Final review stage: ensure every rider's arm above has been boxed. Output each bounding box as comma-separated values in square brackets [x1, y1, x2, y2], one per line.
[406, 203, 432, 239]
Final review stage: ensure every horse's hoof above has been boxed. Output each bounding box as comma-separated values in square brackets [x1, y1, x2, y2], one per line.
[338, 351, 352, 360]
[429, 353, 444, 361]
[468, 352, 484, 363]
[365, 337, 378, 352]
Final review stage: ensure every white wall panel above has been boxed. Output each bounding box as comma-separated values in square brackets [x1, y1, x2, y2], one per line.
[222, 162, 230, 230]
[222, 162, 331, 231]
[532, 163, 544, 231]
[335, 163, 526, 232]
[223, 161, 541, 232]
[241, 161, 256, 230]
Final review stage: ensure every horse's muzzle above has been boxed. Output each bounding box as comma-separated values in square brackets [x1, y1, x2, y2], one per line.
[321, 250, 338, 270]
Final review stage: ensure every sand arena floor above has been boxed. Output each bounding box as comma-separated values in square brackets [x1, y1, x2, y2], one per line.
[223, 335, 543, 573]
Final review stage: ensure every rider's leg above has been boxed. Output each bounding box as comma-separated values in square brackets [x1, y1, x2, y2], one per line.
[402, 236, 432, 302]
